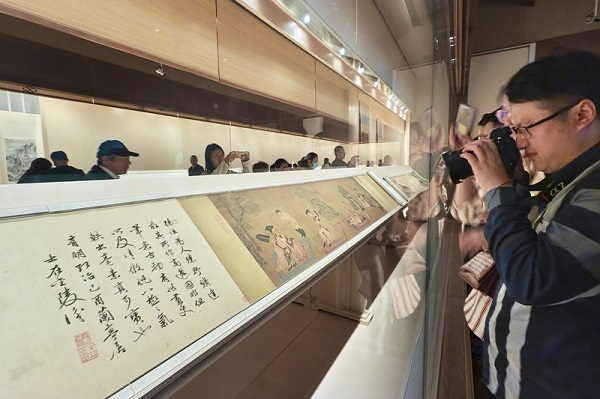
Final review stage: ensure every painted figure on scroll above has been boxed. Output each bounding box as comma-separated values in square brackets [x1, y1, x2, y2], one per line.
[341, 202, 367, 227]
[266, 226, 308, 274]
[305, 209, 337, 249]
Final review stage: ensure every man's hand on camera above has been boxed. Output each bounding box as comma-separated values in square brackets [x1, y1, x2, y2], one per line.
[460, 138, 511, 195]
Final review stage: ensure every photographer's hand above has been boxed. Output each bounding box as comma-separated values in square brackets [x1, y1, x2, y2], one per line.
[449, 123, 473, 151]
[225, 151, 239, 164]
[460, 139, 511, 195]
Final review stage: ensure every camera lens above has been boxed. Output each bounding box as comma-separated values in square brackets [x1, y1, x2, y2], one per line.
[442, 149, 473, 184]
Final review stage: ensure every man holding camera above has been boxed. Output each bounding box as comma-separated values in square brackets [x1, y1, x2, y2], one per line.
[461, 51, 600, 398]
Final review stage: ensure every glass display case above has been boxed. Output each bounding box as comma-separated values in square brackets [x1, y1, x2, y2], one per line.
[0, 0, 460, 397]
[0, 166, 431, 398]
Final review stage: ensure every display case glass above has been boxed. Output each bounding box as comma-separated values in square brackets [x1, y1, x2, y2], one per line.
[0, 0, 452, 397]
[0, 167, 429, 398]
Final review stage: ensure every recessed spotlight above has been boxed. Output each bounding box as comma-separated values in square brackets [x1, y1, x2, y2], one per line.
[340, 48, 346, 56]
[303, 14, 311, 24]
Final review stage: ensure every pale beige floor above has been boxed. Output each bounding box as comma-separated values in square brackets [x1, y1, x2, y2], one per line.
[170, 303, 358, 399]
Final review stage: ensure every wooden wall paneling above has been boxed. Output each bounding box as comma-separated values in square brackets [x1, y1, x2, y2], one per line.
[0, 0, 219, 79]
[217, 0, 316, 110]
[348, 90, 360, 143]
[315, 61, 358, 124]
[359, 91, 405, 143]
[535, 29, 600, 60]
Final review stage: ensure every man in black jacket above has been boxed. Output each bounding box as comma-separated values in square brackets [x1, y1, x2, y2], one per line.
[47, 150, 85, 182]
[461, 51, 600, 399]
[86, 140, 139, 180]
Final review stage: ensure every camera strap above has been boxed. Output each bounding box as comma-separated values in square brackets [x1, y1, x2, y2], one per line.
[530, 140, 600, 203]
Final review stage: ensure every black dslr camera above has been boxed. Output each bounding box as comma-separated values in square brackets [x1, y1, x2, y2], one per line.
[442, 126, 521, 184]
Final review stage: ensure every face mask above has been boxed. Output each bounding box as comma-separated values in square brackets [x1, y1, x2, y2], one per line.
[312, 162, 318, 170]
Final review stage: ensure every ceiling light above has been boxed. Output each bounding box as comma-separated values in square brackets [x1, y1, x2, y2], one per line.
[303, 14, 311, 24]
[339, 48, 346, 56]
[374, 79, 380, 88]
[358, 66, 365, 74]
[155, 63, 165, 76]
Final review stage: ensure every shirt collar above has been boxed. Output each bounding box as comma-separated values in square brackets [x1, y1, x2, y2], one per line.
[99, 165, 120, 179]
[538, 140, 600, 202]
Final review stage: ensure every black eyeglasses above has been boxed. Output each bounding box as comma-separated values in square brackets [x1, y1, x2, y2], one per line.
[511, 102, 579, 139]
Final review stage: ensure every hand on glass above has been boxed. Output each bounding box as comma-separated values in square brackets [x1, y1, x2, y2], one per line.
[460, 138, 511, 195]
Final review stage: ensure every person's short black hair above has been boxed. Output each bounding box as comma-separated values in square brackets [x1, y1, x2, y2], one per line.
[252, 161, 269, 173]
[334, 145, 344, 155]
[505, 51, 600, 116]
[271, 158, 289, 169]
[50, 150, 68, 162]
[477, 109, 501, 127]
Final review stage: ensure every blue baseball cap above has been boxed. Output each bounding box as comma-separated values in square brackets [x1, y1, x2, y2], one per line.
[96, 140, 139, 158]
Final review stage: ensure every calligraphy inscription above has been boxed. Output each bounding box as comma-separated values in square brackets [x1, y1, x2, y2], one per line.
[44, 214, 220, 361]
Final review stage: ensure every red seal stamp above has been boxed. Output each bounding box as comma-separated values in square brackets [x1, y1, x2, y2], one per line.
[75, 331, 91, 347]
[75, 332, 99, 363]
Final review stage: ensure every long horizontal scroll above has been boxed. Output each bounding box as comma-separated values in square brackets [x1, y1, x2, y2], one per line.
[179, 176, 398, 301]
[0, 199, 247, 398]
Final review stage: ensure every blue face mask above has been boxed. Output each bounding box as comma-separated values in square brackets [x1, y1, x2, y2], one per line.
[312, 162, 318, 170]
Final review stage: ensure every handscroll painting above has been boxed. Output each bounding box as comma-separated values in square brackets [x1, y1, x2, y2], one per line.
[4, 138, 36, 182]
[385, 171, 429, 201]
[0, 199, 247, 399]
[205, 177, 395, 287]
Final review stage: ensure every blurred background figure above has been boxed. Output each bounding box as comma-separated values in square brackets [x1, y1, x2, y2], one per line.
[203, 143, 251, 175]
[17, 157, 52, 184]
[383, 155, 394, 166]
[86, 139, 139, 180]
[321, 157, 331, 169]
[331, 145, 347, 167]
[297, 152, 319, 170]
[270, 158, 291, 171]
[252, 161, 269, 173]
[47, 150, 85, 182]
[410, 124, 445, 179]
[188, 154, 204, 176]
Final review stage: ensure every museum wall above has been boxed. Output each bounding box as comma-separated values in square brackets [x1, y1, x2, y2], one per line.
[467, 46, 531, 135]
[14, 95, 403, 179]
[0, 0, 409, 183]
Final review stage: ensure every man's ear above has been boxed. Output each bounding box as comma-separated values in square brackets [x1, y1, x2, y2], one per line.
[574, 99, 597, 131]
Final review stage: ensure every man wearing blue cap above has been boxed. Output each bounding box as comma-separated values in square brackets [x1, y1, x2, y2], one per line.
[86, 140, 139, 180]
